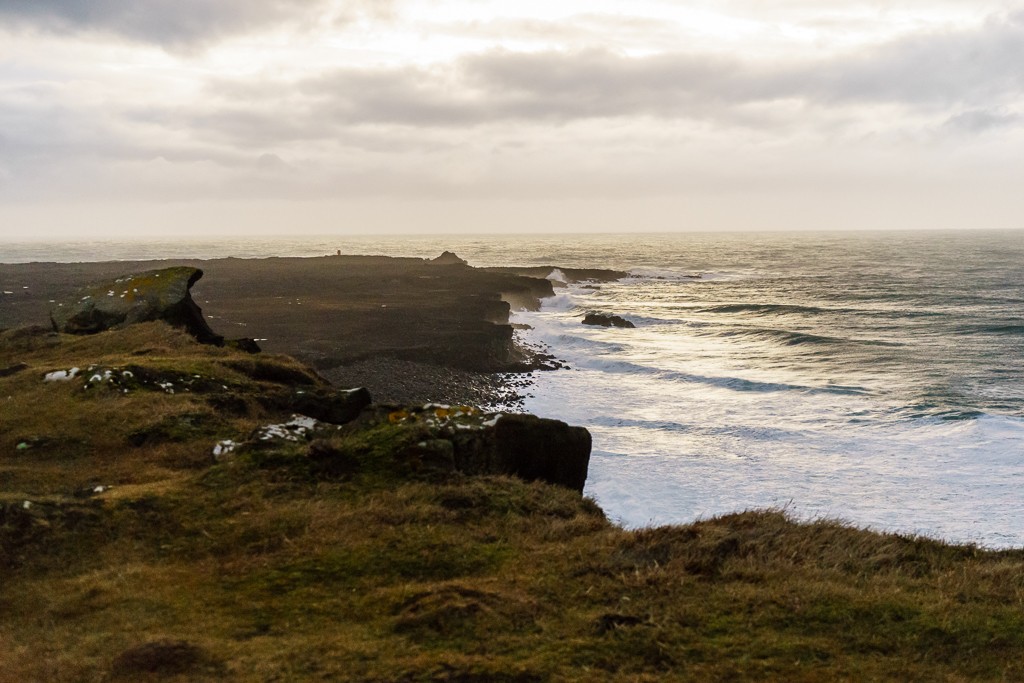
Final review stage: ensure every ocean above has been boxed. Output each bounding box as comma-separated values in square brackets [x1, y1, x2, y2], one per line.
[3, 230, 1023, 547]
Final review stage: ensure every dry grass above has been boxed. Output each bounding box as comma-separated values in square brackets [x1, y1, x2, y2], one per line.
[3, 323, 1024, 681]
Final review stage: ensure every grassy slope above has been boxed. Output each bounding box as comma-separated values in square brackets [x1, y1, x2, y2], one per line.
[2, 323, 1024, 682]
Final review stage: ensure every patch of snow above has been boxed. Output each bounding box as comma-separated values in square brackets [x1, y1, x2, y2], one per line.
[288, 415, 318, 430]
[93, 485, 107, 494]
[213, 440, 238, 460]
[481, 414, 504, 428]
[22, 500, 31, 509]
[88, 370, 113, 383]
[256, 414, 320, 442]
[44, 367, 80, 382]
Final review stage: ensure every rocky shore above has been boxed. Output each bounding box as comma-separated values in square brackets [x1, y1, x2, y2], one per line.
[0, 253, 622, 405]
[4, 256, 1024, 681]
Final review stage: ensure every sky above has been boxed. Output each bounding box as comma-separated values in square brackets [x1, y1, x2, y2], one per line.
[1, 0, 1023, 239]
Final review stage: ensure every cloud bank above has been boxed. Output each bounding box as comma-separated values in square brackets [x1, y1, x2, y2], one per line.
[1, 0, 1022, 236]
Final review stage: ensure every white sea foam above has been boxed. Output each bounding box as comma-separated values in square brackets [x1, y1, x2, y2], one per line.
[519, 270, 1024, 548]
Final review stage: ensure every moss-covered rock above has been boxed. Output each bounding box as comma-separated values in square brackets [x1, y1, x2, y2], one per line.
[49, 267, 224, 344]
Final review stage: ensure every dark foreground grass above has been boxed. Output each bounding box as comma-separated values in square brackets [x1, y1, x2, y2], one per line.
[2, 323, 1024, 681]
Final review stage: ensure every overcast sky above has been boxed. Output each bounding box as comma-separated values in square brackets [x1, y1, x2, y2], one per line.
[1, 0, 1022, 238]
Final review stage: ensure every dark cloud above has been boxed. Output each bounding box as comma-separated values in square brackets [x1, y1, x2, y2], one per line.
[0, 0, 340, 47]
[943, 108, 1022, 133]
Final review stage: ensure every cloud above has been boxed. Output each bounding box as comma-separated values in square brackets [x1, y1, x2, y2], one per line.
[3, 2, 1024, 214]
[178, 9, 1024, 149]
[943, 108, 1022, 133]
[0, 0, 343, 47]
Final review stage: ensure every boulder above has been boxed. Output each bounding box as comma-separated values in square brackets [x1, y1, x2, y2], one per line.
[50, 267, 224, 344]
[429, 251, 469, 266]
[582, 313, 635, 329]
[450, 414, 591, 493]
[288, 387, 372, 425]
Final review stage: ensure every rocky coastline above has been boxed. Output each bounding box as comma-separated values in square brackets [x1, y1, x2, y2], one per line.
[4, 254, 1024, 681]
[1, 253, 623, 406]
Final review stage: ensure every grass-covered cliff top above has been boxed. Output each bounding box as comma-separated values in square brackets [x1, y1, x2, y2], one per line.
[3, 323, 1024, 681]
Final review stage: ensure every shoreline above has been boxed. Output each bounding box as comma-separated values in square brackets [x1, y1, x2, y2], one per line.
[0, 253, 621, 409]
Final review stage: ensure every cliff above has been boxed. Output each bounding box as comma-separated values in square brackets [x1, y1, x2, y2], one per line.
[3, 263, 1024, 682]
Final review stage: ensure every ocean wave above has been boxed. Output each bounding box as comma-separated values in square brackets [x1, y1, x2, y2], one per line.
[539, 293, 579, 312]
[958, 323, 1024, 335]
[624, 269, 751, 283]
[588, 415, 803, 441]
[712, 327, 903, 348]
[699, 303, 845, 316]
[574, 357, 868, 396]
[551, 334, 627, 354]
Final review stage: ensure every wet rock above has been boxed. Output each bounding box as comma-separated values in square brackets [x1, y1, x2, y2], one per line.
[50, 267, 224, 344]
[582, 313, 635, 328]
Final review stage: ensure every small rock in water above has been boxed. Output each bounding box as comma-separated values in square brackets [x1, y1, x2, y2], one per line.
[582, 313, 635, 328]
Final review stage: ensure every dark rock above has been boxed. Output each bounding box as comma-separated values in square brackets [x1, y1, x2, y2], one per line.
[50, 267, 224, 345]
[429, 251, 469, 266]
[288, 387, 372, 425]
[582, 313, 635, 329]
[451, 414, 591, 493]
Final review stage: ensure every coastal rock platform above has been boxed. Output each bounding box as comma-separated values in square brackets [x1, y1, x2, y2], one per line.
[2, 254, 623, 404]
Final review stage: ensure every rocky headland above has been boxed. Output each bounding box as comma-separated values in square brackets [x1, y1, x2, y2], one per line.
[1, 254, 622, 406]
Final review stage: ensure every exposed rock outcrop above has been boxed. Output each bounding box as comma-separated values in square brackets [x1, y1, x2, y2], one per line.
[379, 406, 591, 492]
[281, 387, 372, 426]
[50, 267, 225, 344]
[450, 414, 592, 493]
[582, 313, 636, 329]
[429, 251, 469, 266]
[233, 404, 592, 493]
